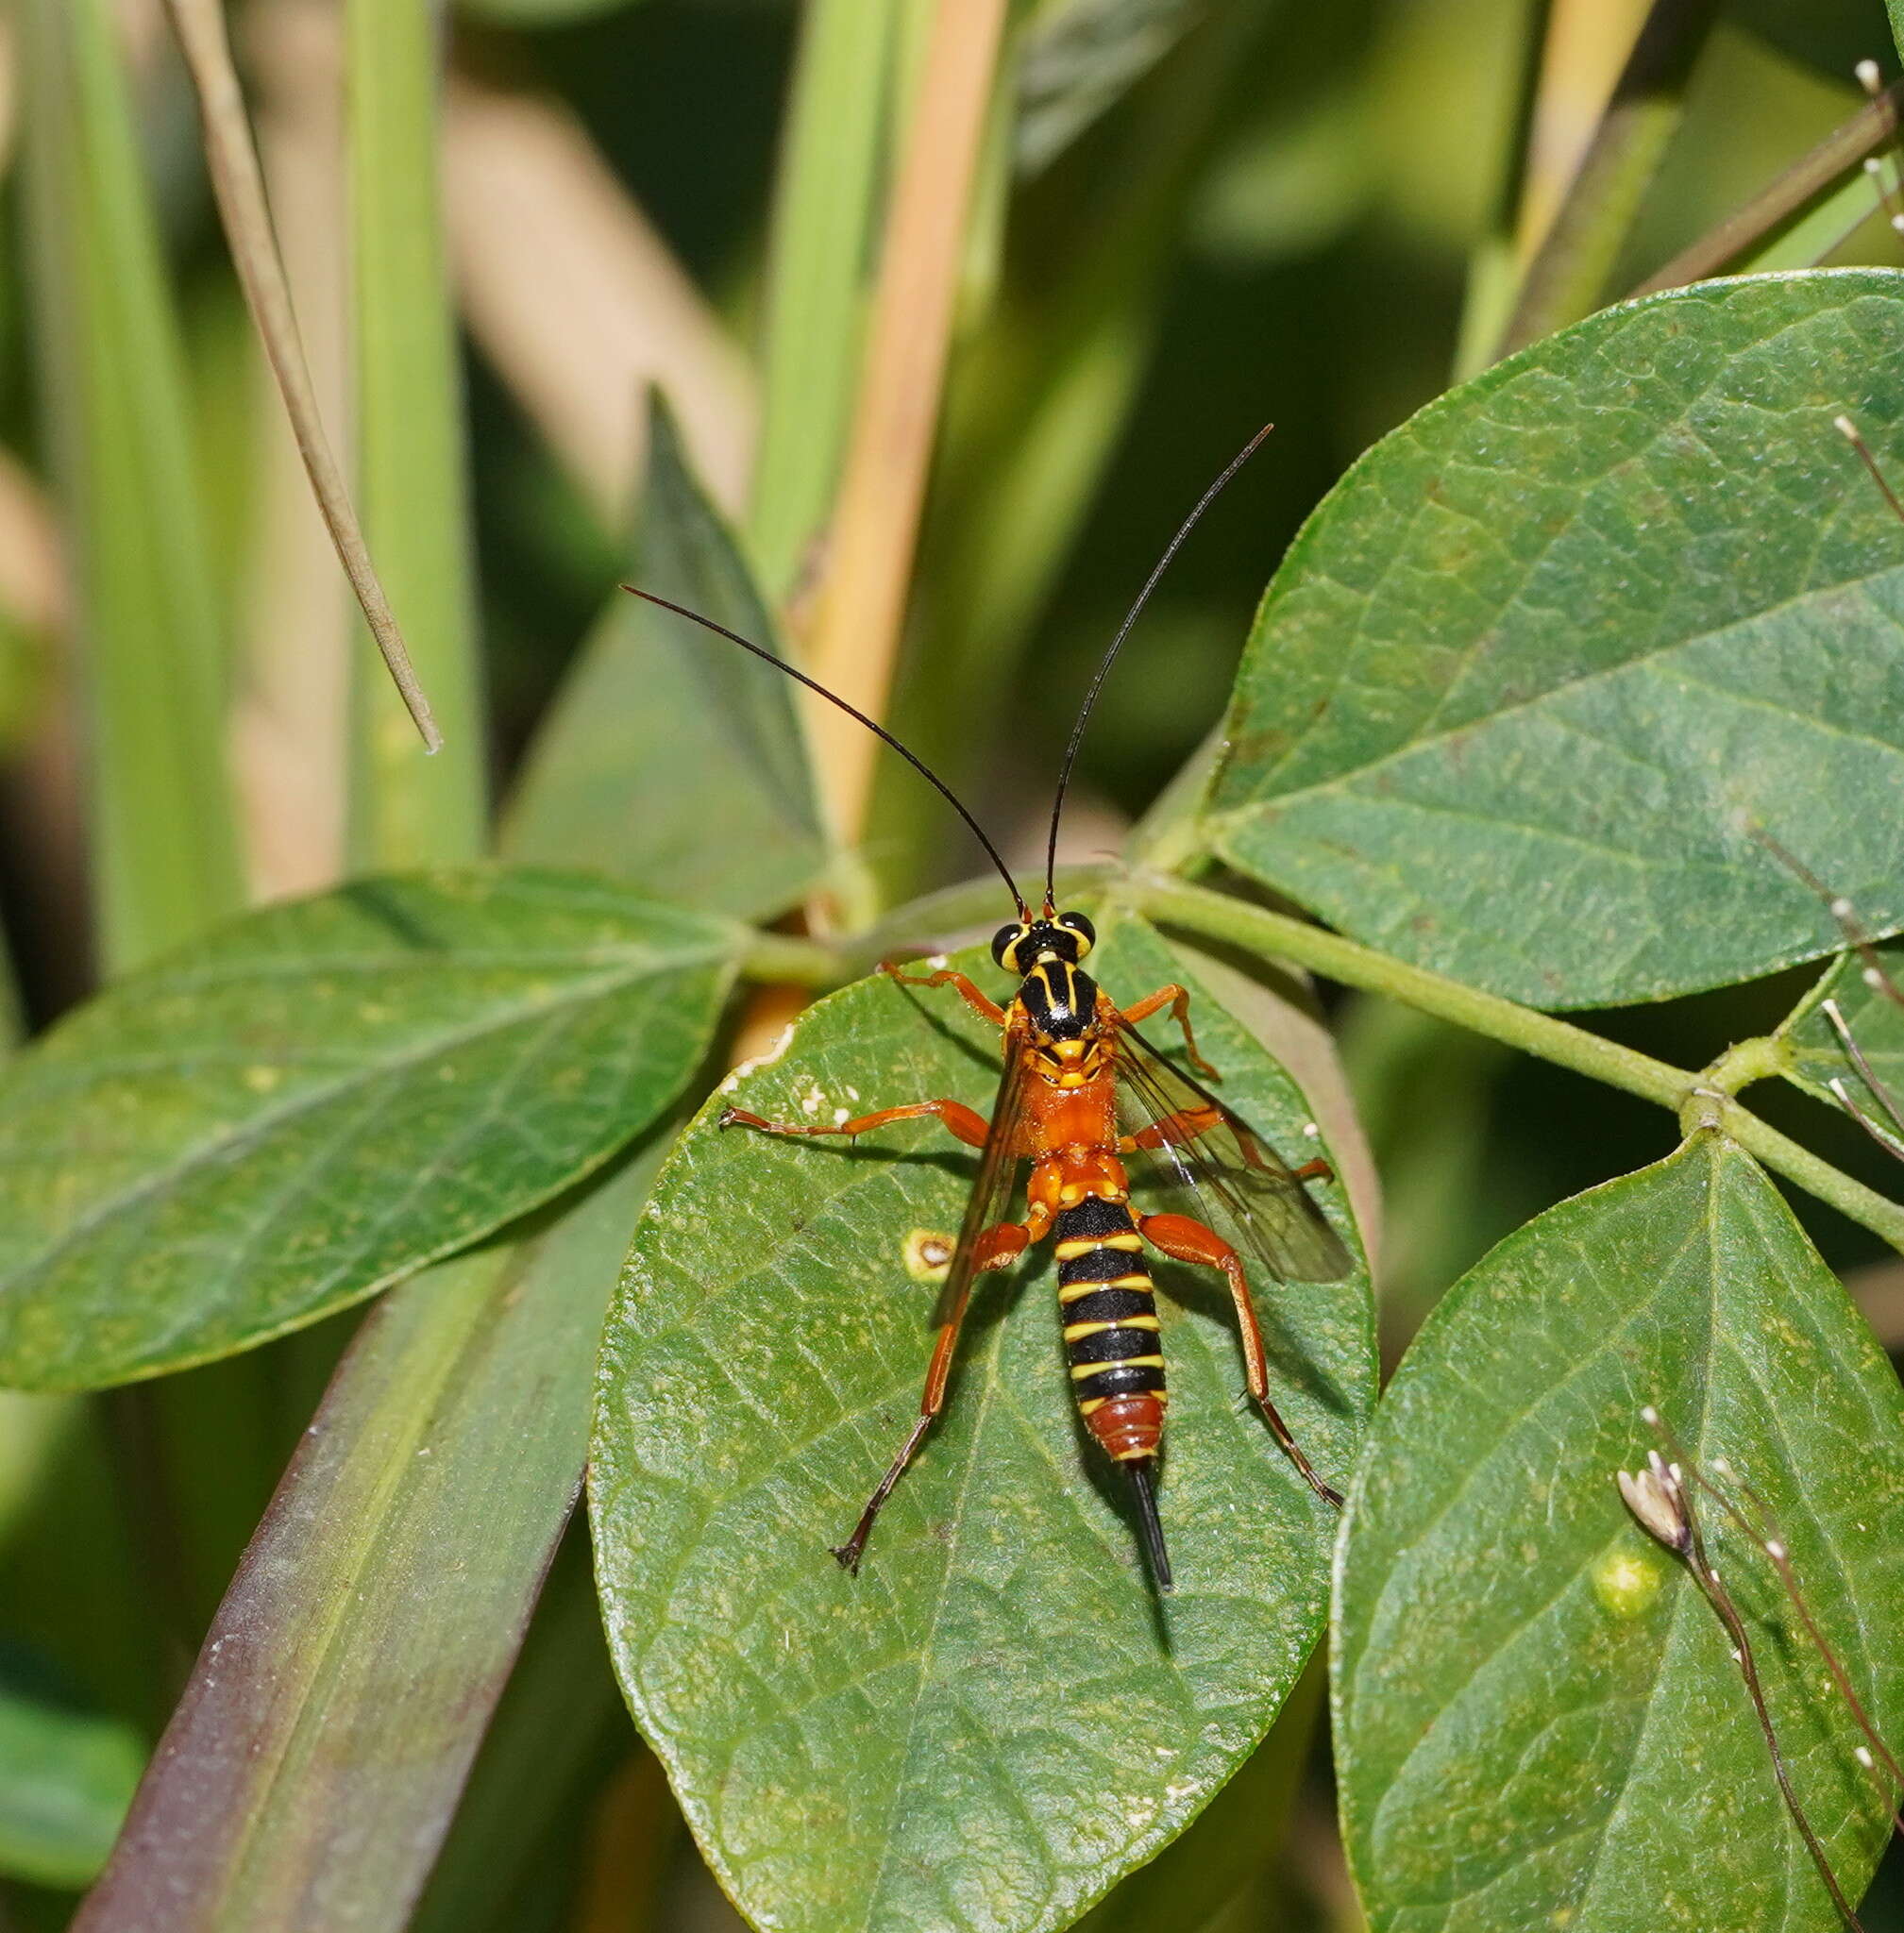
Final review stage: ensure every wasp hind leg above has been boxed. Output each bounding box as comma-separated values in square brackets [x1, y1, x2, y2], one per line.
[832, 1219, 1032, 1573]
[720, 1097, 992, 1146]
[1138, 1210, 1342, 1508]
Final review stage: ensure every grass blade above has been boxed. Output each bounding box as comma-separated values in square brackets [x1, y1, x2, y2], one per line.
[19, 0, 244, 971]
[74, 1150, 657, 1933]
[345, 0, 484, 865]
[746, 0, 896, 599]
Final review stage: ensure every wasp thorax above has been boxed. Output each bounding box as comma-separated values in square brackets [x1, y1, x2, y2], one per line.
[991, 909, 1097, 975]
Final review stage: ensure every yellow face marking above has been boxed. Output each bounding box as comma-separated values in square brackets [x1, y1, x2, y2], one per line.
[1063, 1315, 1162, 1342]
[1070, 1355, 1166, 1379]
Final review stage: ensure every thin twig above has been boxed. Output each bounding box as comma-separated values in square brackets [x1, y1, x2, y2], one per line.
[1630, 76, 1904, 297]
[161, 0, 442, 753]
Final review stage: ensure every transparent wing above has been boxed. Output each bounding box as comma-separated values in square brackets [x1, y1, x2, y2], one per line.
[930, 1032, 1033, 1331]
[1112, 1018, 1352, 1284]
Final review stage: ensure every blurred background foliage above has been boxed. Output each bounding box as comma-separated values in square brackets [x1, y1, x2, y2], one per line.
[4, 0, 1904, 1926]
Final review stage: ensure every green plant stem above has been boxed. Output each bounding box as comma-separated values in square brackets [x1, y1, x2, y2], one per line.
[1499, 0, 1719, 355]
[1131, 877, 1904, 1251]
[740, 931, 850, 990]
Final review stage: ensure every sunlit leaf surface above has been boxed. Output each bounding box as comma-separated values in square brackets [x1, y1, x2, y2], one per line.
[1207, 271, 1904, 1008]
[0, 870, 735, 1388]
[1334, 1135, 1904, 1932]
[594, 909, 1373, 1933]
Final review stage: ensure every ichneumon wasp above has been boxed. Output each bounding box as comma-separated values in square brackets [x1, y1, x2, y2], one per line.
[623, 429, 1351, 1593]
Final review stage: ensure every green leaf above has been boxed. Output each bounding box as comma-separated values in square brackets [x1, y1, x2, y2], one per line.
[19, 0, 244, 971]
[0, 1680, 141, 1890]
[0, 869, 736, 1389]
[594, 908, 1373, 1933]
[1206, 271, 1904, 1010]
[505, 396, 827, 922]
[76, 1148, 655, 1932]
[346, 0, 486, 866]
[1333, 1135, 1904, 1932]
[1779, 937, 1904, 1120]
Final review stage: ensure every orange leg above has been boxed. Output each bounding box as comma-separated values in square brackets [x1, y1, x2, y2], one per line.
[1120, 983, 1218, 1077]
[833, 1216, 1033, 1573]
[1138, 1210, 1341, 1508]
[881, 961, 1006, 1027]
[720, 1097, 991, 1147]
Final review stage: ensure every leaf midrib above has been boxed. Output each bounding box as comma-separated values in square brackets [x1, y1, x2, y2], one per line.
[1214, 557, 1904, 832]
[0, 943, 723, 1292]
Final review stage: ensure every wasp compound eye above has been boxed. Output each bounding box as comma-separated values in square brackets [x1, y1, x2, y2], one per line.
[991, 924, 1026, 970]
[1057, 912, 1096, 957]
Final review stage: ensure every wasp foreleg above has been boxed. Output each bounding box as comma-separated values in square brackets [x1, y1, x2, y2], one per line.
[1120, 983, 1218, 1077]
[880, 961, 1007, 1027]
[720, 1097, 992, 1147]
[832, 1215, 1036, 1574]
[1138, 1210, 1341, 1508]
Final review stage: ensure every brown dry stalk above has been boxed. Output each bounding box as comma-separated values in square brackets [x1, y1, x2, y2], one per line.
[160, 0, 443, 753]
[801, 0, 1010, 845]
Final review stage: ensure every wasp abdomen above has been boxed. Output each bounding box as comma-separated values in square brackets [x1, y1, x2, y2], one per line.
[1055, 1197, 1166, 1461]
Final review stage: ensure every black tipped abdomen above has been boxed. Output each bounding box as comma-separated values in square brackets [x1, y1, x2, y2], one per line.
[1055, 1199, 1166, 1429]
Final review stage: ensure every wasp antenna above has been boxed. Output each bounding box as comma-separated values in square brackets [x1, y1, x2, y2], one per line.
[1041, 424, 1274, 912]
[1124, 1461, 1174, 1593]
[622, 586, 1028, 919]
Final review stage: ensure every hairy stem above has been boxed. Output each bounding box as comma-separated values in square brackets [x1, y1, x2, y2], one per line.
[1132, 876, 1904, 1251]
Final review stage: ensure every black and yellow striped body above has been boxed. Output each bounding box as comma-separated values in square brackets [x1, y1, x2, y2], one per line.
[1055, 1194, 1166, 1457]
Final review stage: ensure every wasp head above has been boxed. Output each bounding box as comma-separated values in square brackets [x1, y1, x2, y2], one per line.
[990, 910, 1095, 976]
